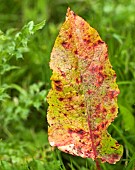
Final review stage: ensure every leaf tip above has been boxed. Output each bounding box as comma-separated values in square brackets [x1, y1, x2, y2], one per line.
[66, 7, 76, 18]
[66, 7, 70, 18]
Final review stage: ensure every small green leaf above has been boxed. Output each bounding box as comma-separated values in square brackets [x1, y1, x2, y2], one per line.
[0, 64, 19, 75]
[33, 20, 46, 32]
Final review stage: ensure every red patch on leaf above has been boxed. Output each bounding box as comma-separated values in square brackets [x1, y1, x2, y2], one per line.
[80, 103, 84, 107]
[60, 71, 66, 77]
[108, 90, 119, 99]
[101, 154, 120, 164]
[62, 41, 70, 49]
[97, 40, 104, 44]
[94, 134, 99, 139]
[77, 129, 85, 135]
[96, 72, 105, 86]
[68, 129, 73, 134]
[68, 129, 85, 136]
[102, 108, 107, 114]
[101, 123, 105, 128]
[110, 107, 116, 113]
[69, 34, 72, 39]
[59, 97, 64, 101]
[68, 97, 72, 101]
[96, 104, 101, 113]
[74, 50, 78, 54]
[83, 38, 90, 44]
[87, 89, 93, 94]
[76, 78, 79, 83]
[54, 80, 63, 91]
[89, 64, 103, 75]
[76, 77, 82, 84]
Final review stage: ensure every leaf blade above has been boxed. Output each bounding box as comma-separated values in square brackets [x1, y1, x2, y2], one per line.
[47, 8, 123, 164]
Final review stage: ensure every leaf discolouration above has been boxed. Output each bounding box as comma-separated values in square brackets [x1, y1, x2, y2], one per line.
[47, 8, 123, 164]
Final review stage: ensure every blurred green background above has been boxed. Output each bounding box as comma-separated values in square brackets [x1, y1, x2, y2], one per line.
[0, 0, 135, 169]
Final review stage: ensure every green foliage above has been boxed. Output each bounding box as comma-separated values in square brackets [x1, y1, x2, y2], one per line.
[0, 20, 45, 100]
[0, 21, 46, 137]
[0, 0, 135, 170]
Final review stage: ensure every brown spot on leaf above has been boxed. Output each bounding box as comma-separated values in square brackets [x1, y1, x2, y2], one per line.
[82, 141, 85, 145]
[102, 108, 107, 114]
[83, 38, 90, 43]
[76, 77, 82, 84]
[69, 34, 72, 39]
[111, 154, 119, 160]
[108, 90, 119, 99]
[65, 149, 69, 153]
[110, 107, 116, 113]
[99, 66, 103, 70]
[85, 55, 88, 59]
[94, 134, 99, 139]
[68, 97, 72, 101]
[105, 53, 108, 59]
[87, 89, 93, 94]
[74, 50, 78, 54]
[96, 141, 100, 146]
[80, 75, 83, 82]
[77, 146, 82, 151]
[60, 71, 66, 77]
[68, 128, 85, 136]
[77, 129, 85, 135]
[54, 80, 61, 84]
[55, 86, 62, 91]
[96, 104, 101, 112]
[80, 103, 84, 107]
[96, 72, 105, 86]
[62, 41, 70, 49]
[101, 123, 105, 128]
[54, 80, 62, 91]
[72, 11, 76, 16]
[68, 129, 73, 134]
[105, 121, 108, 126]
[97, 40, 104, 44]
[96, 126, 100, 131]
[111, 146, 116, 149]
[115, 142, 119, 146]
[89, 64, 102, 74]
[59, 98, 64, 101]
[113, 73, 116, 77]
[76, 78, 79, 84]
[96, 122, 106, 131]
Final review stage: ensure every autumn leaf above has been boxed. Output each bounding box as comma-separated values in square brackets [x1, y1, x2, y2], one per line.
[47, 8, 123, 164]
